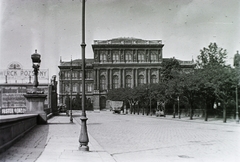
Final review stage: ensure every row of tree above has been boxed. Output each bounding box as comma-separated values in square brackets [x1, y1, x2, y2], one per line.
[107, 43, 240, 122]
[65, 93, 93, 111]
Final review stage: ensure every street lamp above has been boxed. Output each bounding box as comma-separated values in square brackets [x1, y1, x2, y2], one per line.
[177, 96, 180, 119]
[79, 0, 89, 151]
[31, 49, 41, 93]
[236, 86, 239, 123]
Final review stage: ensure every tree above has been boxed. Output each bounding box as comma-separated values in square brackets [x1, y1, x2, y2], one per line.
[161, 57, 181, 82]
[196, 42, 227, 68]
[195, 42, 235, 122]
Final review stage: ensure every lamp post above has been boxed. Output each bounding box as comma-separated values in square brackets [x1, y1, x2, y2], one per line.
[70, 58, 73, 123]
[79, 0, 89, 151]
[177, 96, 180, 119]
[236, 86, 239, 123]
[31, 49, 41, 93]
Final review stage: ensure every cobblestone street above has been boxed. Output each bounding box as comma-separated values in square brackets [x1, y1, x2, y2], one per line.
[0, 111, 239, 162]
[86, 111, 240, 162]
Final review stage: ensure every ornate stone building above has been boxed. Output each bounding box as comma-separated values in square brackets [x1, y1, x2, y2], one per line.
[58, 38, 194, 111]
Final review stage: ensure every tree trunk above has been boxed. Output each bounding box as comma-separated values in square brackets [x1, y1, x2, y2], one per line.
[190, 104, 193, 120]
[133, 104, 136, 114]
[137, 105, 139, 115]
[173, 104, 175, 118]
[223, 103, 227, 123]
[204, 102, 208, 121]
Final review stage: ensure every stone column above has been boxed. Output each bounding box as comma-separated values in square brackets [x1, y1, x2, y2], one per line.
[135, 69, 138, 86]
[106, 69, 109, 90]
[123, 69, 125, 88]
[24, 94, 47, 124]
[119, 69, 122, 88]
[145, 69, 147, 84]
[157, 69, 159, 83]
[132, 69, 134, 88]
[148, 68, 151, 84]
[94, 69, 97, 90]
[96, 69, 100, 90]
[109, 69, 112, 89]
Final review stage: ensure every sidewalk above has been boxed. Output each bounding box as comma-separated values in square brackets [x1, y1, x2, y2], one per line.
[36, 115, 116, 162]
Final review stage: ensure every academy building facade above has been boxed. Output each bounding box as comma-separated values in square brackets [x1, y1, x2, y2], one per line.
[58, 38, 194, 111]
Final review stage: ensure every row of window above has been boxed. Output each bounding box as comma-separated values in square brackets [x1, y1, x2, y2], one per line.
[61, 71, 93, 80]
[63, 83, 93, 93]
[100, 53, 159, 62]
[62, 74, 157, 93]
[100, 75, 157, 90]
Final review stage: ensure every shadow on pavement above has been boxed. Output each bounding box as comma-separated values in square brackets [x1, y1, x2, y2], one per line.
[0, 125, 49, 162]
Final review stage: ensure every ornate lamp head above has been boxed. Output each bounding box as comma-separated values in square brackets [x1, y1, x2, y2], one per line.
[31, 49, 41, 68]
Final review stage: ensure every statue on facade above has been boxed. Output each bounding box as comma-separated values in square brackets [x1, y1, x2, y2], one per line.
[234, 51, 240, 67]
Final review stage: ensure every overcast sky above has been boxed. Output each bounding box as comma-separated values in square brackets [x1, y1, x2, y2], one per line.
[0, 0, 239, 82]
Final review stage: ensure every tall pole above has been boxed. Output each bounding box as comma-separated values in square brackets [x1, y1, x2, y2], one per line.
[79, 0, 89, 151]
[70, 57, 73, 123]
[236, 86, 239, 123]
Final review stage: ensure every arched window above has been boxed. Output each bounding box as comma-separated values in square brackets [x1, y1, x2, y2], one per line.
[100, 75, 106, 90]
[125, 53, 132, 62]
[151, 75, 157, 83]
[112, 53, 119, 62]
[73, 83, 78, 93]
[100, 53, 107, 62]
[125, 75, 132, 88]
[138, 75, 144, 86]
[113, 75, 119, 89]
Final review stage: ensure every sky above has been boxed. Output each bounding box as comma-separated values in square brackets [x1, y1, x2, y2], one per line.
[0, 0, 239, 82]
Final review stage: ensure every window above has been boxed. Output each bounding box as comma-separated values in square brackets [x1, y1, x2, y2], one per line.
[73, 83, 77, 93]
[79, 83, 82, 92]
[151, 75, 157, 84]
[86, 83, 93, 92]
[112, 53, 119, 62]
[113, 75, 119, 89]
[72, 71, 77, 79]
[125, 53, 132, 62]
[138, 53, 145, 62]
[138, 75, 144, 86]
[64, 83, 70, 93]
[64, 72, 68, 79]
[151, 53, 157, 62]
[100, 75, 106, 90]
[100, 53, 107, 62]
[79, 72, 82, 79]
[125, 75, 132, 88]
[86, 71, 92, 79]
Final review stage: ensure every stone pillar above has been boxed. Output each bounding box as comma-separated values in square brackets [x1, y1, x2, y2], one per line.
[96, 69, 100, 90]
[94, 69, 97, 90]
[93, 90, 100, 111]
[106, 69, 109, 90]
[123, 69, 125, 88]
[145, 69, 147, 84]
[24, 94, 47, 124]
[131, 69, 135, 88]
[148, 68, 151, 84]
[119, 69, 122, 88]
[109, 69, 112, 89]
[135, 69, 138, 86]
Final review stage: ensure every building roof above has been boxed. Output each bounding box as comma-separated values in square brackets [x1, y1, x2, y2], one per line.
[93, 37, 162, 45]
[59, 59, 94, 67]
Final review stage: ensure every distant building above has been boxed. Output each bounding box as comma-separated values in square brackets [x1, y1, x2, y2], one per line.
[58, 38, 195, 111]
